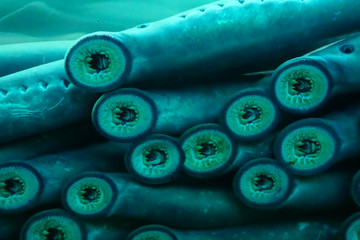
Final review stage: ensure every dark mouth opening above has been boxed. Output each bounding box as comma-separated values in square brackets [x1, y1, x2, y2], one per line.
[296, 139, 320, 156]
[113, 107, 137, 124]
[198, 142, 217, 157]
[44, 228, 65, 240]
[241, 107, 261, 124]
[82, 187, 99, 203]
[88, 52, 110, 73]
[145, 149, 167, 166]
[253, 174, 274, 191]
[3, 178, 23, 196]
[292, 77, 312, 94]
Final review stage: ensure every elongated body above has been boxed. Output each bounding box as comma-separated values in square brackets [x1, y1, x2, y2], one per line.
[0, 120, 102, 163]
[0, 60, 100, 143]
[0, 142, 128, 213]
[62, 172, 272, 228]
[127, 222, 340, 240]
[179, 123, 275, 178]
[274, 105, 360, 175]
[302, 33, 360, 92]
[271, 33, 360, 113]
[233, 158, 355, 211]
[62, 172, 352, 229]
[230, 135, 274, 169]
[0, 40, 72, 77]
[150, 82, 259, 135]
[65, 0, 360, 91]
[284, 170, 355, 211]
[92, 80, 260, 142]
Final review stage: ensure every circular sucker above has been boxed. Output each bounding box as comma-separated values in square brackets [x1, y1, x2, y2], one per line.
[233, 158, 293, 209]
[64, 32, 131, 92]
[62, 172, 117, 218]
[126, 134, 184, 184]
[92, 88, 157, 142]
[180, 123, 236, 178]
[272, 57, 332, 114]
[274, 118, 340, 176]
[221, 88, 279, 141]
[20, 209, 85, 240]
[0, 161, 43, 213]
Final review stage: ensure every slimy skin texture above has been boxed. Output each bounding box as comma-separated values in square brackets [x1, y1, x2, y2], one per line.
[306, 33, 360, 92]
[228, 135, 274, 171]
[92, 81, 258, 142]
[4, 1, 360, 239]
[62, 172, 353, 229]
[274, 104, 360, 176]
[30, 142, 128, 208]
[2, 59, 253, 145]
[272, 34, 360, 114]
[0, 60, 100, 143]
[147, 81, 261, 136]
[0, 121, 102, 163]
[128, 221, 340, 240]
[0, 142, 127, 213]
[234, 161, 354, 212]
[0, 40, 72, 77]
[65, 0, 360, 91]
[180, 124, 275, 178]
[284, 170, 355, 212]
[62, 172, 266, 228]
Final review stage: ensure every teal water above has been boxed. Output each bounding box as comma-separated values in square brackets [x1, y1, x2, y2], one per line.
[0, 0, 213, 44]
